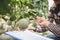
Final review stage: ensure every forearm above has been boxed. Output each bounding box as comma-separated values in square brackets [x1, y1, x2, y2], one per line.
[47, 23, 60, 37]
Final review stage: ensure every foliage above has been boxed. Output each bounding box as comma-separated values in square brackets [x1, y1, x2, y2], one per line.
[0, 0, 48, 21]
[0, 0, 11, 15]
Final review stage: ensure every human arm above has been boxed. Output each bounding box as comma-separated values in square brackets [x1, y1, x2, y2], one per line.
[36, 17, 60, 37]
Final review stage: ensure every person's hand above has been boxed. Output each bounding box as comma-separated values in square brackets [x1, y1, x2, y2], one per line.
[27, 23, 42, 32]
[27, 23, 36, 31]
[27, 26, 35, 31]
[36, 17, 51, 27]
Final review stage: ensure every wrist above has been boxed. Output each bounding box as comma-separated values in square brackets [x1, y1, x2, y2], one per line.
[33, 27, 42, 32]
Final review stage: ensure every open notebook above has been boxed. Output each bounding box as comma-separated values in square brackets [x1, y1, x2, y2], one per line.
[5, 30, 53, 40]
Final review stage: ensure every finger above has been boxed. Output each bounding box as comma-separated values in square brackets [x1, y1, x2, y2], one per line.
[38, 22, 45, 26]
[27, 26, 35, 30]
[36, 18, 44, 23]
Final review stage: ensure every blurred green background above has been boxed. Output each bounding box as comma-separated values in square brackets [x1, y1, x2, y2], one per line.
[0, 0, 48, 21]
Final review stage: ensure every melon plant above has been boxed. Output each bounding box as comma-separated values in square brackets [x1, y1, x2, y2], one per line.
[15, 18, 29, 31]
